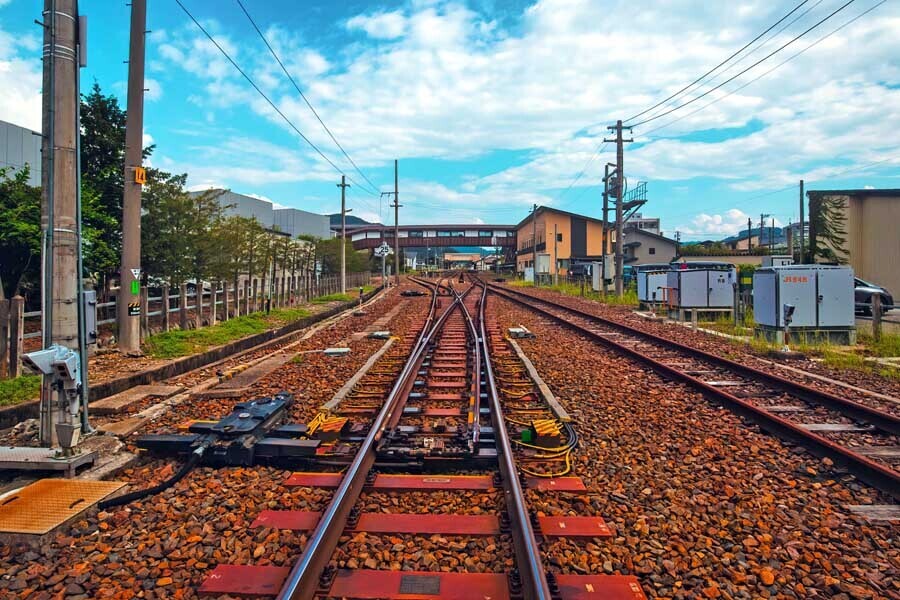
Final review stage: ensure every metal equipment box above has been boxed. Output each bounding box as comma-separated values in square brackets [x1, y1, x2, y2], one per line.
[753, 265, 854, 328]
[666, 263, 737, 309]
[761, 255, 794, 267]
[636, 264, 672, 303]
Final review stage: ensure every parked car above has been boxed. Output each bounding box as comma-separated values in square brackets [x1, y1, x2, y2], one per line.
[854, 278, 894, 315]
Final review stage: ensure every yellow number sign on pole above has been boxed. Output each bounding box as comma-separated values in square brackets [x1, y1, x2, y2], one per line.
[134, 166, 146, 185]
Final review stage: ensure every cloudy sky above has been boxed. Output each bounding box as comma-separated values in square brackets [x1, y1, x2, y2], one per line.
[1, 0, 898, 239]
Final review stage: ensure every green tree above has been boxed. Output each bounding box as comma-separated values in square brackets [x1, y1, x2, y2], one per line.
[141, 169, 195, 285]
[315, 237, 369, 275]
[807, 194, 849, 264]
[0, 168, 41, 298]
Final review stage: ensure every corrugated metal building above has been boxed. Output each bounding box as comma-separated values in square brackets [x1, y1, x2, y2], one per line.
[189, 189, 332, 239]
[0, 119, 41, 186]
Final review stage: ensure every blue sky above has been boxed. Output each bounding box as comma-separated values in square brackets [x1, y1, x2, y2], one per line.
[1, 0, 898, 240]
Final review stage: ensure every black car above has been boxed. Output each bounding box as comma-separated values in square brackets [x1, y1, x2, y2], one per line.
[854, 278, 894, 315]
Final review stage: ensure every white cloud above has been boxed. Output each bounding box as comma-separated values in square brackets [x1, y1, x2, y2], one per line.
[0, 29, 42, 131]
[678, 208, 783, 237]
[154, 0, 900, 214]
[346, 11, 408, 39]
[144, 78, 163, 101]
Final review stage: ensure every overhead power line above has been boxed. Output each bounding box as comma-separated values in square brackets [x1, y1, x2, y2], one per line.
[628, 0, 858, 128]
[173, 0, 371, 192]
[640, 0, 888, 138]
[235, 0, 381, 197]
[624, 0, 812, 124]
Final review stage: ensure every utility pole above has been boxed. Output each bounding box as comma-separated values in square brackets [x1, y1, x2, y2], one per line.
[601, 163, 611, 295]
[770, 217, 775, 255]
[392, 160, 401, 286]
[553, 223, 558, 286]
[337, 175, 350, 294]
[39, 0, 84, 444]
[531, 203, 538, 285]
[747, 218, 753, 251]
[605, 120, 633, 296]
[759, 214, 770, 253]
[117, 0, 146, 354]
[675, 231, 681, 257]
[799, 179, 805, 263]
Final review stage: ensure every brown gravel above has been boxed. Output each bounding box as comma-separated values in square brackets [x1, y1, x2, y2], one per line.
[489, 293, 899, 599]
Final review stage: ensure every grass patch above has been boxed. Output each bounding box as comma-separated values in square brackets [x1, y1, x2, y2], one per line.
[311, 293, 354, 304]
[857, 331, 900, 358]
[509, 278, 639, 307]
[143, 307, 311, 359]
[0, 375, 42, 407]
[701, 310, 755, 337]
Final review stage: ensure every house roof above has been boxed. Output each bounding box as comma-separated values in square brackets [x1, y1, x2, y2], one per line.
[623, 225, 677, 244]
[514, 206, 611, 229]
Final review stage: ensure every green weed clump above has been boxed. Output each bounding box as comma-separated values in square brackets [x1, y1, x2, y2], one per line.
[143, 307, 310, 358]
[0, 375, 42, 407]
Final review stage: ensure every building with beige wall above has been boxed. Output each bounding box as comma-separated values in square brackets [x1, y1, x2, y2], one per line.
[515, 207, 611, 275]
[807, 189, 900, 297]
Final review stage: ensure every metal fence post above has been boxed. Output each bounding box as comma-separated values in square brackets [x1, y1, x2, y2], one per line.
[161, 284, 170, 332]
[244, 280, 251, 315]
[0, 300, 9, 379]
[195, 283, 204, 330]
[223, 283, 230, 321]
[210, 283, 218, 326]
[180, 283, 189, 330]
[9, 296, 24, 378]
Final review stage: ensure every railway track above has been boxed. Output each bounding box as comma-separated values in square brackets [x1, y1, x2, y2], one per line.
[195, 274, 645, 599]
[487, 283, 900, 501]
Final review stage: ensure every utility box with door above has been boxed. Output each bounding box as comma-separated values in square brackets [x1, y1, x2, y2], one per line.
[753, 265, 855, 344]
[666, 262, 737, 320]
[590, 256, 614, 292]
[761, 255, 794, 267]
[636, 263, 673, 306]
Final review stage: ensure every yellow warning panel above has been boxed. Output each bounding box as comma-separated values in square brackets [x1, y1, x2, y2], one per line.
[0, 479, 125, 535]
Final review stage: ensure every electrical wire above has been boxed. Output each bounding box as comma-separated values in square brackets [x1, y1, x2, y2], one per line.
[235, 0, 381, 197]
[624, 0, 812, 124]
[629, 0, 859, 128]
[641, 0, 887, 138]
[173, 0, 371, 192]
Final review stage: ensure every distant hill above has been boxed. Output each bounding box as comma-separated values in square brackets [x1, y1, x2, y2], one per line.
[329, 214, 374, 227]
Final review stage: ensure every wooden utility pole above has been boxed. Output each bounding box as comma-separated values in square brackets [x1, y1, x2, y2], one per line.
[392, 160, 401, 286]
[337, 175, 350, 294]
[605, 120, 632, 296]
[40, 0, 82, 444]
[117, 0, 147, 354]
[799, 180, 805, 263]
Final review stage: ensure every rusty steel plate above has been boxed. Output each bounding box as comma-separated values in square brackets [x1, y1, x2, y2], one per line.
[329, 569, 510, 599]
[525, 476, 587, 492]
[284, 472, 343, 488]
[251, 510, 321, 530]
[538, 516, 612, 538]
[198, 565, 289, 596]
[0, 479, 125, 535]
[422, 407, 465, 416]
[354, 513, 500, 535]
[555, 575, 646, 599]
[373, 474, 495, 491]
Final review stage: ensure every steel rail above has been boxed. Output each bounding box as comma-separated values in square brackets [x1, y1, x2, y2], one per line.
[489, 284, 900, 501]
[276, 281, 468, 599]
[475, 281, 553, 600]
[493, 286, 900, 436]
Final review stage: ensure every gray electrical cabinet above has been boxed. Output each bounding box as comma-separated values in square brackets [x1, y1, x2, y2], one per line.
[636, 264, 672, 303]
[666, 263, 737, 309]
[753, 265, 854, 328]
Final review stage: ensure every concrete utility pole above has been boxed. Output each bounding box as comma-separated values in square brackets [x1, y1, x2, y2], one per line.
[605, 120, 633, 296]
[601, 164, 609, 294]
[117, 0, 147, 354]
[531, 203, 538, 285]
[770, 217, 775, 254]
[799, 179, 805, 263]
[337, 175, 350, 294]
[747, 218, 753, 251]
[392, 160, 401, 286]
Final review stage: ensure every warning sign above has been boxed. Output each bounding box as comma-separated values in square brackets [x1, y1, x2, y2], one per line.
[131, 268, 141, 279]
[128, 302, 140, 316]
[134, 167, 146, 185]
